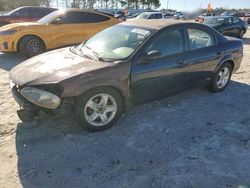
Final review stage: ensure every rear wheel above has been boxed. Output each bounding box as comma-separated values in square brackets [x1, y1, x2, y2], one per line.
[209, 63, 233, 92]
[19, 36, 45, 57]
[75, 87, 124, 131]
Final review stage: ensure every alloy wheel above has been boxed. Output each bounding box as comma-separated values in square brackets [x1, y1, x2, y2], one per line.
[84, 93, 117, 127]
[216, 67, 230, 89]
[26, 39, 42, 56]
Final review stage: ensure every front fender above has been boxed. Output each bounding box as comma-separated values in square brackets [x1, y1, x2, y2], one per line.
[14, 31, 49, 51]
[60, 62, 132, 107]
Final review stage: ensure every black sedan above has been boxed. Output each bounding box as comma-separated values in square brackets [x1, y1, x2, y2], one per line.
[10, 20, 243, 131]
[204, 16, 248, 38]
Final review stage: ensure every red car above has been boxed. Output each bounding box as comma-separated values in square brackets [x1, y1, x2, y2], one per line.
[0, 6, 57, 27]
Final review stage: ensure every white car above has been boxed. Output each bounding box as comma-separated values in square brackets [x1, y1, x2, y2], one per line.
[136, 12, 164, 19]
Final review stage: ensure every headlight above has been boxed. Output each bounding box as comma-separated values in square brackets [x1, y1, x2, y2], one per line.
[0, 29, 18, 35]
[20, 86, 61, 109]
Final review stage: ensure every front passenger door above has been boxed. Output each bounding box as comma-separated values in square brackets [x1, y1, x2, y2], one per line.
[131, 27, 188, 103]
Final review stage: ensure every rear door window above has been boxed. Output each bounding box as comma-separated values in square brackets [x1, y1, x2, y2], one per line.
[148, 14, 156, 19]
[226, 17, 233, 24]
[155, 14, 163, 19]
[60, 12, 110, 24]
[187, 28, 215, 50]
[233, 17, 239, 23]
[82, 12, 110, 22]
[12, 8, 29, 17]
[32, 8, 48, 17]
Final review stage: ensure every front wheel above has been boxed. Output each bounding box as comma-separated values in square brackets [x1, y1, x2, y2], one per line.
[19, 36, 45, 57]
[209, 63, 233, 92]
[75, 87, 124, 131]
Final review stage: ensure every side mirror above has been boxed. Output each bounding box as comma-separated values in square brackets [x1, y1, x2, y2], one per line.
[140, 50, 162, 64]
[147, 50, 162, 58]
[53, 18, 62, 24]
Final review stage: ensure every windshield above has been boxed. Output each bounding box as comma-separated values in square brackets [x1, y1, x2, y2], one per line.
[38, 10, 63, 24]
[73, 25, 153, 61]
[204, 17, 225, 25]
[4, 7, 21, 16]
[137, 13, 148, 19]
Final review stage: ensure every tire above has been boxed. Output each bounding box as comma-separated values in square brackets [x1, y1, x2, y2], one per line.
[75, 87, 124, 131]
[209, 62, 233, 92]
[19, 36, 45, 57]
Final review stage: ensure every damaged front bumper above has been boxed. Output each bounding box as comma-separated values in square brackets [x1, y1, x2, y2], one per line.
[11, 85, 40, 111]
[11, 84, 72, 122]
[11, 86, 40, 121]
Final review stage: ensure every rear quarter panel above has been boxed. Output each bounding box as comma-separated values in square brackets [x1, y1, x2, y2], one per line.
[216, 37, 243, 73]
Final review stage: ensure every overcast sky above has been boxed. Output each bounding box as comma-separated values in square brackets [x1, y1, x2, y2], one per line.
[160, 0, 250, 10]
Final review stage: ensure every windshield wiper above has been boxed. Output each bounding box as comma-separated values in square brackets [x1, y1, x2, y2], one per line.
[85, 45, 106, 62]
[70, 45, 96, 60]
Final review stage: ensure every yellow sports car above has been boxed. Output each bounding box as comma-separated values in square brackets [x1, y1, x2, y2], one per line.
[0, 9, 119, 57]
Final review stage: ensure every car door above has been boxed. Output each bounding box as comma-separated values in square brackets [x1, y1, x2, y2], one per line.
[232, 17, 242, 35]
[222, 17, 237, 36]
[131, 27, 188, 103]
[49, 12, 113, 48]
[183, 26, 221, 85]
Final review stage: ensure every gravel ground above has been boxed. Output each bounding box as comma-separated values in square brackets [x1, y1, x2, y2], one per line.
[0, 31, 250, 188]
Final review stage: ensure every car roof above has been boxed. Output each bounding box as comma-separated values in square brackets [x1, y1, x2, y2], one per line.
[54, 8, 114, 18]
[17, 6, 57, 10]
[140, 12, 162, 15]
[121, 19, 187, 30]
[213, 15, 235, 18]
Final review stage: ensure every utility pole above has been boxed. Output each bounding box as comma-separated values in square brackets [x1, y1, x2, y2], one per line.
[167, 0, 170, 9]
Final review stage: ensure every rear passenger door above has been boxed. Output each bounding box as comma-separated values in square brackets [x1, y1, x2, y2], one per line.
[183, 26, 220, 85]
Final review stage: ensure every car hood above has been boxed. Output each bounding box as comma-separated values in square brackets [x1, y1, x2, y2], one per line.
[0, 22, 46, 31]
[10, 47, 112, 86]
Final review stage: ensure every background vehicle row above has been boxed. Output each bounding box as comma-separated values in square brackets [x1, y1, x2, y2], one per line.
[0, 9, 119, 57]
